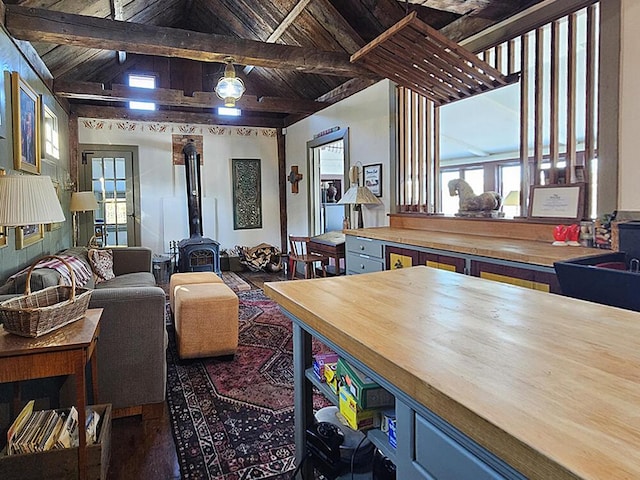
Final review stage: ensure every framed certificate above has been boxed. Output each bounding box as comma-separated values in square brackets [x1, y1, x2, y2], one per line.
[528, 183, 585, 221]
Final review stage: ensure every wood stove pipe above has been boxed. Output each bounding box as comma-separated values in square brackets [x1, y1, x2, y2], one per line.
[183, 140, 204, 238]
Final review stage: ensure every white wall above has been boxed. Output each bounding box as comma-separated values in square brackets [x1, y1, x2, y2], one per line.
[618, 0, 640, 211]
[78, 120, 280, 255]
[285, 80, 395, 234]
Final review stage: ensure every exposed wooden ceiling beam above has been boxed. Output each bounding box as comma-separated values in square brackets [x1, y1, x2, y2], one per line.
[109, 0, 126, 63]
[4, 4, 374, 78]
[71, 104, 285, 129]
[55, 80, 327, 114]
[315, 78, 380, 104]
[244, 0, 315, 75]
[458, 0, 598, 52]
[397, 0, 489, 15]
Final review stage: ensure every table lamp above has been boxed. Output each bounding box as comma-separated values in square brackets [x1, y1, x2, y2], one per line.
[338, 165, 382, 229]
[0, 174, 65, 228]
[70, 191, 99, 247]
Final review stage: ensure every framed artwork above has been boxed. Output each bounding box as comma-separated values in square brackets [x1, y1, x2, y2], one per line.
[11, 72, 41, 174]
[16, 224, 45, 250]
[232, 158, 262, 230]
[0, 169, 5, 248]
[528, 183, 585, 221]
[0, 71, 6, 139]
[363, 163, 382, 197]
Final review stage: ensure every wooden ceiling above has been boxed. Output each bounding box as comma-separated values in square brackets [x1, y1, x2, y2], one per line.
[2, 0, 545, 128]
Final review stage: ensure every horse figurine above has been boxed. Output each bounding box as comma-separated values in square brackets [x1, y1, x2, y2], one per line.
[448, 178, 502, 212]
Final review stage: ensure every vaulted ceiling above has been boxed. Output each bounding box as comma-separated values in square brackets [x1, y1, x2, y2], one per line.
[2, 0, 545, 128]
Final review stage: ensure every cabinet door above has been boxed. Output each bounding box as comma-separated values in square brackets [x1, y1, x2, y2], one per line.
[386, 246, 420, 270]
[533, 270, 562, 294]
[396, 400, 511, 480]
[420, 252, 466, 274]
[470, 260, 535, 289]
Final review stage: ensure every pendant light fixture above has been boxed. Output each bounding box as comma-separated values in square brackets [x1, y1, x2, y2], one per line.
[215, 57, 246, 107]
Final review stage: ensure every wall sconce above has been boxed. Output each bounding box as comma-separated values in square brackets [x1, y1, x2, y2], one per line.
[63, 172, 75, 191]
[0, 175, 66, 227]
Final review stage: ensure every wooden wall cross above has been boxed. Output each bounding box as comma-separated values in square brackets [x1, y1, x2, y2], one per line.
[288, 166, 303, 193]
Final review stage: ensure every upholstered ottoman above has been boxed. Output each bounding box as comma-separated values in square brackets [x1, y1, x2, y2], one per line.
[169, 271, 223, 313]
[174, 283, 239, 359]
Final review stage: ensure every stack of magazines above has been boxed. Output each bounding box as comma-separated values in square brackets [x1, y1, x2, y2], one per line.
[6, 400, 101, 455]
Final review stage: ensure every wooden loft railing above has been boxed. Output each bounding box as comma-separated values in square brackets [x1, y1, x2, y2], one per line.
[350, 11, 519, 106]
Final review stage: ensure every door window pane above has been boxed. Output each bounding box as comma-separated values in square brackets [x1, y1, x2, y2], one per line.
[115, 158, 126, 178]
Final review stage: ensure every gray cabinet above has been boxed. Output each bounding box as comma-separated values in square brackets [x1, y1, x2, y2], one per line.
[346, 236, 385, 274]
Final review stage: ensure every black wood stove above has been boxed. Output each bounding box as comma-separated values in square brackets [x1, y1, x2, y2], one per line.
[177, 140, 221, 274]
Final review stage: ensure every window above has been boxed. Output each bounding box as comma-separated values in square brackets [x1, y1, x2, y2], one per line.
[500, 164, 521, 217]
[43, 106, 59, 159]
[128, 74, 156, 111]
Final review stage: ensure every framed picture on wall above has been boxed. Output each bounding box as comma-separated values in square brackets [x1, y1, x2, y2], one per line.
[16, 224, 45, 250]
[0, 169, 5, 248]
[232, 158, 262, 230]
[11, 72, 41, 174]
[0, 71, 7, 140]
[363, 163, 382, 197]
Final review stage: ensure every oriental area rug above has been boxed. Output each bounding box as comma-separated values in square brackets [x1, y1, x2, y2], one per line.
[165, 287, 328, 480]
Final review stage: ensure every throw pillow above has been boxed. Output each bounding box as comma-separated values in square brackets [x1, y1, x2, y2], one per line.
[88, 249, 115, 284]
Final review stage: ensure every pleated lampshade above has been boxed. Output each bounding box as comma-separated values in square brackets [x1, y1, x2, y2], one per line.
[0, 175, 65, 226]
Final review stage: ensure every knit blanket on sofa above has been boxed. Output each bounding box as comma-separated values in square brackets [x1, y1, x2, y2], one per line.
[9, 255, 93, 287]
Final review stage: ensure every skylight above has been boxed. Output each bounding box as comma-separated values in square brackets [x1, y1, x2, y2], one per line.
[128, 74, 156, 111]
[218, 107, 241, 116]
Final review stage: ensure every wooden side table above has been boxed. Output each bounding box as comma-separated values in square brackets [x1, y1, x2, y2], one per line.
[309, 232, 346, 276]
[0, 308, 102, 480]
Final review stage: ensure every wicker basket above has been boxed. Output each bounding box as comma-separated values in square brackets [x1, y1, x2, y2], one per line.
[0, 255, 92, 338]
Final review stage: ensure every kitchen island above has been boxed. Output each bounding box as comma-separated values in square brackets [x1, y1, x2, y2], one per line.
[265, 266, 640, 479]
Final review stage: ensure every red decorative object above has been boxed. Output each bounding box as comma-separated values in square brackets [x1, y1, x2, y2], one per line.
[566, 224, 581, 245]
[553, 225, 568, 246]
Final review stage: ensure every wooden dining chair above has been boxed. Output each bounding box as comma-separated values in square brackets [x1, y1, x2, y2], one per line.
[288, 235, 329, 280]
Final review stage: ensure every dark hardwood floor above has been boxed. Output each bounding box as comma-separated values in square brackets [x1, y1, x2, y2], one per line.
[107, 269, 288, 480]
[107, 405, 181, 480]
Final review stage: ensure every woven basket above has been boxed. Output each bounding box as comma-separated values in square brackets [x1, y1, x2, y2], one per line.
[0, 255, 92, 338]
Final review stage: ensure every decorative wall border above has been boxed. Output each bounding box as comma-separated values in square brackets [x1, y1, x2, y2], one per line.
[79, 118, 277, 138]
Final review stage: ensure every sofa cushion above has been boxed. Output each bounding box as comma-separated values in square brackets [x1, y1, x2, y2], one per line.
[88, 249, 115, 284]
[95, 271, 156, 289]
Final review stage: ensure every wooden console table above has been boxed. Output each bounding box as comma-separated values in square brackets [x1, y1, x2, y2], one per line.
[265, 268, 640, 479]
[309, 232, 346, 276]
[0, 308, 102, 480]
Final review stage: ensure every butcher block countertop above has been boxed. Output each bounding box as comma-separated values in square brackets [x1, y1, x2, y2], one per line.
[265, 267, 640, 480]
[345, 226, 602, 267]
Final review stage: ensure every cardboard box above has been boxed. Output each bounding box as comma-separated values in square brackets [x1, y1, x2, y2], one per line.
[381, 409, 396, 434]
[0, 404, 112, 480]
[338, 387, 381, 431]
[337, 358, 394, 409]
[388, 417, 397, 449]
[313, 352, 339, 382]
[323, 361, 339, 394]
